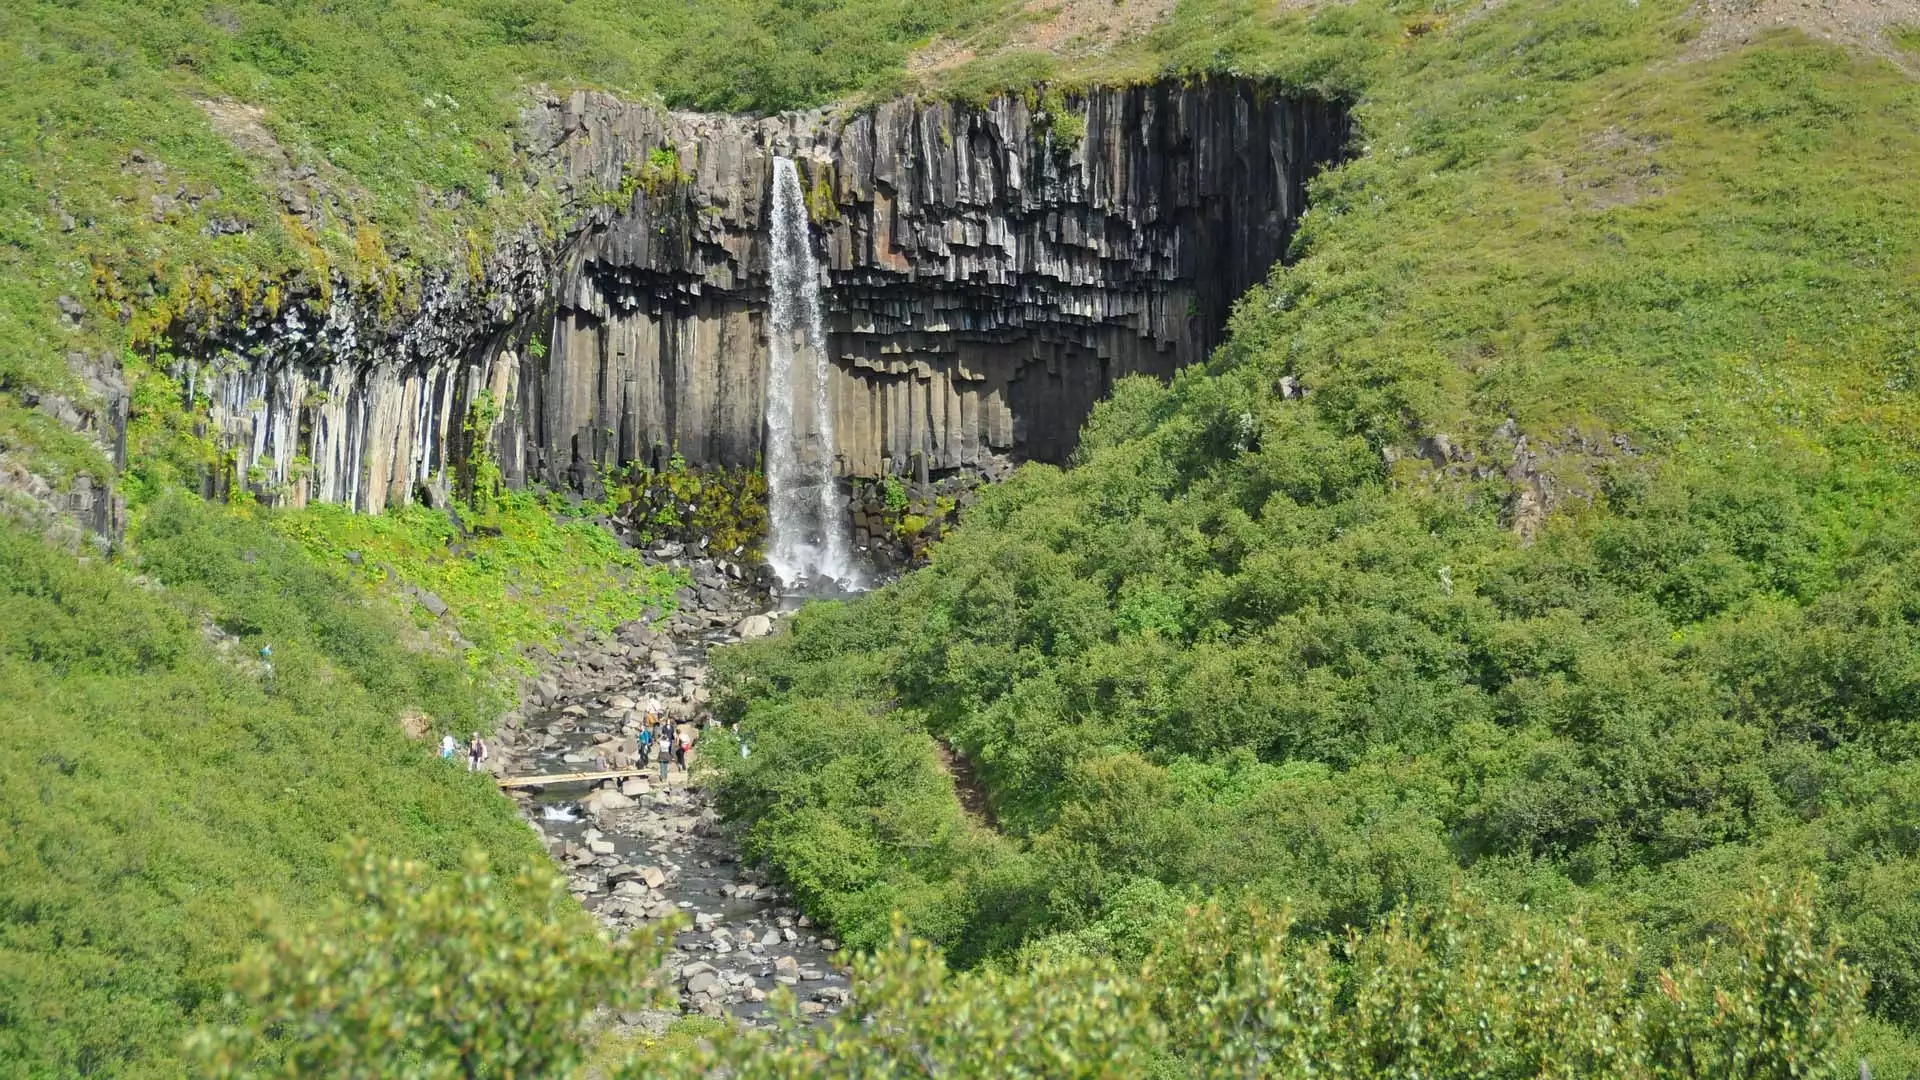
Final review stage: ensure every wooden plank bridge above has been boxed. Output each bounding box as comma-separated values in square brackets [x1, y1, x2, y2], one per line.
[496, 768, 650, 790]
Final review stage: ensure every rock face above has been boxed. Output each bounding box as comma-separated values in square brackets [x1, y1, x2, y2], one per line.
[530, 78, 1349, 484]
[183, 78, 1348, 512]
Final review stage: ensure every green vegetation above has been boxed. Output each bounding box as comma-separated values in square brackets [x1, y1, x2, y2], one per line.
[638, 145, 689, 198]
[1039, 86, 1086, 153]
[119, 351, 684, 683]
[9, 0, 1920, 1071]
[603, 458, 770, 561]
[881, 475, 910, 512]
[276, 494, 683, 682]
[0, 354, 681, 1074]
[0, 495, 547, 1076]
[710, 0, 1920, 1068]
[192, 845, 674, 1078]
[197, 851, 1863, 1077]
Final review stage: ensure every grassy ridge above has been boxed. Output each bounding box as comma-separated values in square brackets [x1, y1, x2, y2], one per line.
[708, 0, 1920, 1067]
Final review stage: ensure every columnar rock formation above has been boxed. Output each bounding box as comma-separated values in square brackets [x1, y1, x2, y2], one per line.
[192, 79, 1348, 512]
[533, 78, 1349, 484]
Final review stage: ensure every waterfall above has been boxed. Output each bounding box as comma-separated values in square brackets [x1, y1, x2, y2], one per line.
[764, 156, 857, 591]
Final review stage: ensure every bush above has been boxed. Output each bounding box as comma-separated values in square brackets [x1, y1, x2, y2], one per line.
[192, 845, 673, 1078]
[195, 867, 1867, 1078]
[0, 511, 543, 1076]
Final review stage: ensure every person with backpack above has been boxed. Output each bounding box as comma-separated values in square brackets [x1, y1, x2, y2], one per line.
[656, 721, 672, 782]
[674, 728, 689, 772]
[440, 732, 458, 761]
[638, 724, 654, 765]
[467, 732, 488, 773]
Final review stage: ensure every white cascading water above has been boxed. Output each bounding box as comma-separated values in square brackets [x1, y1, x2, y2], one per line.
[764, 157, 857, 592]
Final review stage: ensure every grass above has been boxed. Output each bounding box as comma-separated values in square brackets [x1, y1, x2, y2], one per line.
[0, 495, 550, 1077]
[574, 1016, 729, 1078]
[274, 493, 685, 684]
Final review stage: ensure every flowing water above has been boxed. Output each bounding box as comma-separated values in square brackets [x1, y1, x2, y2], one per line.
[506, 618, 850, 1026]
[764, 157, 858, 593]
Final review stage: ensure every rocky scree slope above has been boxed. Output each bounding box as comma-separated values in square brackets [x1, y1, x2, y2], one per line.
[491, 544, 851, 1027]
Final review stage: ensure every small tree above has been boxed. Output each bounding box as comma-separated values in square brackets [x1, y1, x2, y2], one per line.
[1646, 879, 1864, 1080]
[191, 843, 673, 1079]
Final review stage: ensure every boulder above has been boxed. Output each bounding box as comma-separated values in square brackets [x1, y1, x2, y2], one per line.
[592, 790, 636, 812]
[397, 711, 431, 740]
[617, 1008, 675, 1036]
[733, 614, 773, 639]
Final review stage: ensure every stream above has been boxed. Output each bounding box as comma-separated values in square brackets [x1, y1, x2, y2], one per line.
[493, 555, 851, 1030]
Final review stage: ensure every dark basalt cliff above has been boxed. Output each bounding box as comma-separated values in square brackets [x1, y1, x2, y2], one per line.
[195, 78, 1348, 512]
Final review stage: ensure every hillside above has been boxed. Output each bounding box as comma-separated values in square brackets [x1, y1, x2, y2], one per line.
[707, 0, 1920, 1068]
[1, 3, 973, 1073]
[5, 0, 1920, 1073]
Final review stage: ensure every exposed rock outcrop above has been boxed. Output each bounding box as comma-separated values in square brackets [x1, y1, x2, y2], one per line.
[181, 78, 1348, 512]
[531, 78, 1349, 484]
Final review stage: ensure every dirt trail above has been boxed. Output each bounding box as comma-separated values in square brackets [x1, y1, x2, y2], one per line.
[934, 738, 998, 828]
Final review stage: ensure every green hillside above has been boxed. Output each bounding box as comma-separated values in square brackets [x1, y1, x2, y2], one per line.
[7, 0, 1920, 1072]
[710, 0, 1920, 1067]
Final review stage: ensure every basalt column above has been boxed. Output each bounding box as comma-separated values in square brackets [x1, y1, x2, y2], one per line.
[525, 77, 1349, 487]
[190, 79, 1349, 514]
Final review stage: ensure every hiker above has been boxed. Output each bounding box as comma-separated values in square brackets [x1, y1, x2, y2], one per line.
[674, 728, 689, 771]
[439, 733, 458, 761]
[467, 731, 488, 773]
[657, 731, 671, 782]
[638, 724, 654, 764]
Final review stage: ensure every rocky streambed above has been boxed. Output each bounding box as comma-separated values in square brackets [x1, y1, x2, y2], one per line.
[489, 545, 851, 1029]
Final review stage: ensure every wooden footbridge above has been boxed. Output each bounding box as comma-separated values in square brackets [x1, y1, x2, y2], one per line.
[496, 768, 651, 789]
